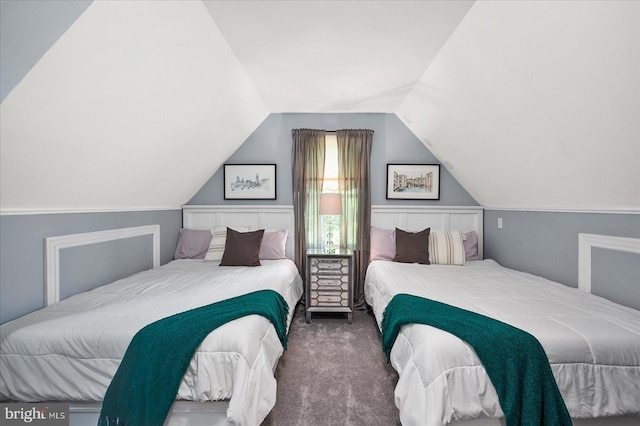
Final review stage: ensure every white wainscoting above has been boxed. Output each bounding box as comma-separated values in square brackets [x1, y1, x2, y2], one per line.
[578, 233, 640, 293]
[44, 225, 160, 306]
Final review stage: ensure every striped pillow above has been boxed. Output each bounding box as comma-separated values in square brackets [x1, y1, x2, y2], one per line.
[429, 231, 467, 266]
[204, 226, 250, 261]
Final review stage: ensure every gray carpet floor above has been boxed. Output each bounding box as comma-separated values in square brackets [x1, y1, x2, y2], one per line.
[262, 304, 401, 426]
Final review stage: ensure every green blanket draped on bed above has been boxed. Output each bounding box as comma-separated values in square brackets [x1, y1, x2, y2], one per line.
[98, 289, 289, 426]
[381, 293, 571, 426]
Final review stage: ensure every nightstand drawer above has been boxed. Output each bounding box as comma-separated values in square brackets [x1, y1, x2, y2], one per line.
[310, 283, 349, 292]
[310, 258, 349, 274]
[310, 274, 349, 288]
[309, 291, 349, 307]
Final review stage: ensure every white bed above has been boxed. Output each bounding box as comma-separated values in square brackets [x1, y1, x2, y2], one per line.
[365, 206, 639, 426]
[0, 205, 303, 426]
[365, 259, 640, 426]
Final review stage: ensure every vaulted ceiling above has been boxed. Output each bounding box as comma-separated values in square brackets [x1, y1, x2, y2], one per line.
[1, 0, 638, 213]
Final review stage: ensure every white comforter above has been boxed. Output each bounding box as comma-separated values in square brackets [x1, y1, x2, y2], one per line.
[1, 259, 303, 426]
[364, 259, 640, 426]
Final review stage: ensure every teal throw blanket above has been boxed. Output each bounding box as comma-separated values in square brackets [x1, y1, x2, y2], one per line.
[381, 294, 571, 426]
[98, 289, 289, 426]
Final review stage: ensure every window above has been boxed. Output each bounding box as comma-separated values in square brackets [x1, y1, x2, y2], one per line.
[321, 133, 340, 251]
[322, 133, 339, 193]
[292, 127, 372, 306]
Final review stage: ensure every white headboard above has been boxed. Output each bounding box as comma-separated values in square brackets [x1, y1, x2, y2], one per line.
[371, 205, 484, 259]
[183, 205, 296, 260]
[182, 205, 483, 260]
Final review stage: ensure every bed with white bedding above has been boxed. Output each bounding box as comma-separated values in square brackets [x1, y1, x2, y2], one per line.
[1, 206, 303, 425]
[365, 259, 640, 426]
[1, 258, 303, 425]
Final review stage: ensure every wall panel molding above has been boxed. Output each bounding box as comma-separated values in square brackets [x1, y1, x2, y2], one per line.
[44, 225, 160, 306]
[578, 233, 640, 294]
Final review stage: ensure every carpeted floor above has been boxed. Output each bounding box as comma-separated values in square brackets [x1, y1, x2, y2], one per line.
[262, 304, 400, 426]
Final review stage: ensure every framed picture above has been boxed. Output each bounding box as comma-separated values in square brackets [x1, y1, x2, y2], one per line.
[224, 164, 277, 200]
[386, 164, 440, 200]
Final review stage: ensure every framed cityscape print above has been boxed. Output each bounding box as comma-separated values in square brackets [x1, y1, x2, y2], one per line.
[386, 164, 440, 200]
[224, 164, 277, 200]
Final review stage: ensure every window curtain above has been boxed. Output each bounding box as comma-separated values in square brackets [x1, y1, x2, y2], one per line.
[291, 129, 326, 278]
[336, 129, 373, 309]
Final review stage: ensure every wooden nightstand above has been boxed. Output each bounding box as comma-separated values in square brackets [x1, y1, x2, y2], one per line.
[305, 249, 353, 324]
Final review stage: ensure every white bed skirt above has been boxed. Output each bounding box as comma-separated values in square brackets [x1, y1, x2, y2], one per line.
[69, 401, 229, 426]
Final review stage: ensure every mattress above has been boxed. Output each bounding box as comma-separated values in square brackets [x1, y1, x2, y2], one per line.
[0, 259, 303, 426]
[364, 259, 640, 426]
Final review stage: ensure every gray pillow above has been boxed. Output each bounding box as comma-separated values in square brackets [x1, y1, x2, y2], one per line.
[174, 228, 212, 260]
[463, 231, 479, 261]
[220, 228, 264, 267]
[393, 227, 430, 264]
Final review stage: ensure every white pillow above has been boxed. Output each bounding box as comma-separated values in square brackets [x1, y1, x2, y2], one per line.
[204, 226, 250, 261]
[429, 231, 467, 266]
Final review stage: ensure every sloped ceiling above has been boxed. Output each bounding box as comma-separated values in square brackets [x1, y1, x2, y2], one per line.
[0, 0, 269, 213]
[202, 0, 474, 112]
[397, 0, 639, 210]
[0, 0, 92, 103]
[1, 0, 638, 213]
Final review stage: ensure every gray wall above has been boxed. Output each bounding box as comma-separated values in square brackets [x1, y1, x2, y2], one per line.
[484, 209, 640, 310]
[0, 210, 182, 324]
[189, 113, 479, 206]
[59, 235, 154, 301]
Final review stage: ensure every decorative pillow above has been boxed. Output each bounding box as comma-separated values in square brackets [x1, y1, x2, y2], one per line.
[204, 226, 250, 261]
[173, 228, 212, 260]
[259, 229, 288, 260]
[393, 227, 430, 264]
[370, 227, 396, 261]
[463, 231, 479, 261]
[220, 228, 265, 267]
[429, 231, 467, 266]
